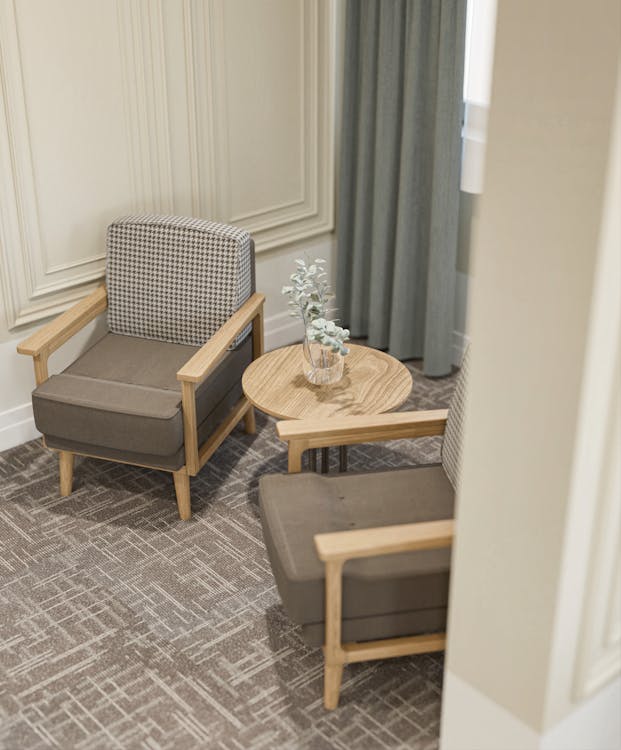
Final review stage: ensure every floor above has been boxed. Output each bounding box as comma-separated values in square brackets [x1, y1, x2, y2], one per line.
[0, 358, 457, 750]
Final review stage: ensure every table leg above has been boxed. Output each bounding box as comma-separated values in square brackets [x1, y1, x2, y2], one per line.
[339, 446, 348, 472]
[321, 447, 329, 474]
[309, 449, 317, 472]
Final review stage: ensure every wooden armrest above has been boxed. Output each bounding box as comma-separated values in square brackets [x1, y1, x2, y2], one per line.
[176, 291, 264, 475]
[177, 292, 265, 385]
[277, 409, 448, 449]
[17, 285, 108, 358]
[314, 519, 454, 563]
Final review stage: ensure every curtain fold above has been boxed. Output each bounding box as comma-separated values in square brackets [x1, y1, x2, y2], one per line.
[337, 0, 466, 376]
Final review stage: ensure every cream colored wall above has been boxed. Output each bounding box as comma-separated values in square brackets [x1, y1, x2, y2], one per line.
[441, 0, 620, 746]
[0, 0, 337, 447]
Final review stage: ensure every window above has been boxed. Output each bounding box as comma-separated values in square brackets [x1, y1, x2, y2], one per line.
[461, 0, 497, 193]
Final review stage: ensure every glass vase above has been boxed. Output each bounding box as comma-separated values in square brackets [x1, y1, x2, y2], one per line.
[302, 328, 344, 385]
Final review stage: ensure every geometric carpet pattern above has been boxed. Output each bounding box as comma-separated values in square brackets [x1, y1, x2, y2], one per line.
[0, 356, 457, 749]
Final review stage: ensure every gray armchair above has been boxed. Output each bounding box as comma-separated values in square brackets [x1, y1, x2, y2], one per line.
[259, 351, 468, 709]
[18, 215, 265, 520]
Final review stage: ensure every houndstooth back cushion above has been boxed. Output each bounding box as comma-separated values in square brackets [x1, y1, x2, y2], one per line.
[106, 215, 253, 347]
[441, 346, 470, 490]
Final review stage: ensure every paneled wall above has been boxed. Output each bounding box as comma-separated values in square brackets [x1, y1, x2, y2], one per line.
[0, 0, 337, 448]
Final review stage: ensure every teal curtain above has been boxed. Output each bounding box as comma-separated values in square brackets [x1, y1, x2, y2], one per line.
[337, 0, 466, 376]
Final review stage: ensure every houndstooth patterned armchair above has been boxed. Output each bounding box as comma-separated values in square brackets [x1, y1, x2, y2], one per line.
[18, 215, 265, 520]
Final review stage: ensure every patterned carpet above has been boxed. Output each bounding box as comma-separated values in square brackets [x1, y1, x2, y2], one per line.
[0, 357, 457, 750]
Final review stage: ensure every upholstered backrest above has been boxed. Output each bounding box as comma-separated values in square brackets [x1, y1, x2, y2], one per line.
[441, 347, 470, 490]
[106, 215, 253, 347]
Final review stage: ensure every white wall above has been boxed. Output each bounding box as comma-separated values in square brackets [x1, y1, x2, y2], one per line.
[0, 0, 337, 450]
[440, 0, 620, 746]
[461, 0, 496, 194]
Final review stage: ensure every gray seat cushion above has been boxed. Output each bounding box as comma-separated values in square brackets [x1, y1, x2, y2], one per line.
[259, 465, 454, 644]
[33, 332, 252, 469]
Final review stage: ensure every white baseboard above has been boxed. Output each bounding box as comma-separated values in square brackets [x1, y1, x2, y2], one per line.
[440, 670, 540, 750]
[440, 670, 621, 750]
[452, 329, 470, 367]
[541, 677, 621, 750]
[0, 403, 40, 452]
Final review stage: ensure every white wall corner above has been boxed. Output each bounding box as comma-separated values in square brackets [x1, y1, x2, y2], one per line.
[441, 671, 621, 750]
[0, 403, 39, 452]
[264, 311, 302, 352]
[440, 670, 540, 750]
[541, 677, 621, 750]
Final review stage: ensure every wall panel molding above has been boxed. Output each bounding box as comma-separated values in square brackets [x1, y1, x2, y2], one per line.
[556, 70, 621, 710]
[116, 0, 175, 215]
[0, 0, 176, 330]
[182, 0, 218, 218]
[573, 370, 621, 700]
[0, 0, 336, 331]
[183, 0, 335, 252]
[0, 0, 55, 328]
[571, 70, 621, 704]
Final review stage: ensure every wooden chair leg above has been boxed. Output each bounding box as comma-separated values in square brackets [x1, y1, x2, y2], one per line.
[244, 405, 256, 434]
[173, 470, 191, 520]
[324, 558, 345, 709]
[59, 451, 74, 497]
[324, 662, 344, 710]
[288, 442, 306, 473]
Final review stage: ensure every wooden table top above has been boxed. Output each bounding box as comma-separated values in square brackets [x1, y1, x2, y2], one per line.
[241, 343, 412, 420]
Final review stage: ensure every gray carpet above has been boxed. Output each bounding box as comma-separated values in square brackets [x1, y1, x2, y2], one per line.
[0, 358, 457, 750]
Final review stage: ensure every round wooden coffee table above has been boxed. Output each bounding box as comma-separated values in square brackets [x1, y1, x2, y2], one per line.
[242, 343, 412, 471]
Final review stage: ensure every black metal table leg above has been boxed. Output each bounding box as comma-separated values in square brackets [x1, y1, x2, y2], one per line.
[321, 447, 329, 474]
[339, 445, 348, 472]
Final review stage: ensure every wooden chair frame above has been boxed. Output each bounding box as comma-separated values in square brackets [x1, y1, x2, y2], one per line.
[276, 409, 453, 709]
[17, 284, 265, 520]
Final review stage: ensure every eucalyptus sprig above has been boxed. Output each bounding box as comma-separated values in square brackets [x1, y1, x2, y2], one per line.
[281, 257, 333, 325]
[307, 318, 350, 356]
[282, 256, 350, 357]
